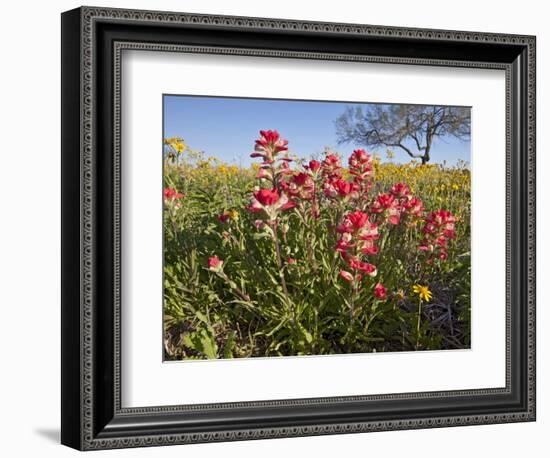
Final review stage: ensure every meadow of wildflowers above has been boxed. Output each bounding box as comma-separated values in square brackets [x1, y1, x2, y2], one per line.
[163, 131, 471, 360]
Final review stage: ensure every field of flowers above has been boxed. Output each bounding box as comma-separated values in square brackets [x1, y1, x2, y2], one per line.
[163, 131, 471, 360]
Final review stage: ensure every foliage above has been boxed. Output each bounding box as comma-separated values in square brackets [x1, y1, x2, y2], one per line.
[335, 104, 470, 164]
[163, 131, 471, 360]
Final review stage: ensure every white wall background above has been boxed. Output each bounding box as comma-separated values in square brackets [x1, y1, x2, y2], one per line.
[0, 0, 545, 456]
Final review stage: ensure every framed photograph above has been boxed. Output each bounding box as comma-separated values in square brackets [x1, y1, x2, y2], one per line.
[61, 6, 536, 450]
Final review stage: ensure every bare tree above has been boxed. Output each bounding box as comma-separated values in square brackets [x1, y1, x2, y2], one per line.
[335, 104, 470, 164]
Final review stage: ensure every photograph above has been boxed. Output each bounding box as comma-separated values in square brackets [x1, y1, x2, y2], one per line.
[162, 95, 472, 360]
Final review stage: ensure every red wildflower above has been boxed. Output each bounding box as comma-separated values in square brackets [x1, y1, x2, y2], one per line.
[389, 213, 400, 225]
[339, 270, 354, 282]
[323, 154, 340, 167]
[338, 211, 370, 232]
[363, 263, 377, 277]
[257, 167, 272, 180]
[250, 130, 290, 170]
[356, 224, 379, 241]
[375, 193, 396, 209]
[402, 196, 424, 218]
[280, 198, 297, 211]
[278, 160, 294, 174]
[371, 193, 401, 225]
[360, 242, 379, 256]
[308, 160, 321, 173]
[347, 210, 369, 230]
[163, 187, 184, 201]
[374, 283, 387, 300]
[321, 153, 343, 180]
[248, 188, 295, 216]
[207, 256, 223, 270]
[335, 233, 355, 253]
[254, 188, 280, 206]
[254, 219, 265, 230]
[336, 211, 379, 260]
[424, 210, 456, 238]
[349, 149, 370, 165]
[218, 213, 230, 223]
[419, 209, 457, 261]
[322, 179, 337, 198]
[254, 129, 288, 153]
[337, 179, 359, 197]
[348, 149, 373, 182]
[324, 178, 359, 199]
[336, 179, 352, 196]
[287, 172, 315, 200]
[349, 257, 377, 277]
[247, 199, 263, 213]
[390, 182, 410, 198]
[293, 172, 310, 186]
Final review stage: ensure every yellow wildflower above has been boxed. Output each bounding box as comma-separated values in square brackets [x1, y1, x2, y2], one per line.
[395, 289, 406, 300]
[164, 137, 186, 154]
[412, 284, 433, 302]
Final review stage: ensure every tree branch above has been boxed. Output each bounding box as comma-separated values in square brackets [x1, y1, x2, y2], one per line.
[410, 132, 427, 151]
[389, 143, 424, 159]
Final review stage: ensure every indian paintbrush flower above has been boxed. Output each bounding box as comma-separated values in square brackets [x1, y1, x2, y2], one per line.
[163, 187, 184, 202]
[207, 255, 224, 272]
[374, 282, 387, 300]
[418, 209, 456, 261]
[339, 270, 354, 282]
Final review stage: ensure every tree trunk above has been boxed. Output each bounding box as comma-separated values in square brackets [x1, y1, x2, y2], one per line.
[422, 140, 432, 164]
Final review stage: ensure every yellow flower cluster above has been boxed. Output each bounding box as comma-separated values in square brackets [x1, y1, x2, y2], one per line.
[164, 137, 186, 154]
[217, 164, 241, 176]
[221, 209, 240, 220]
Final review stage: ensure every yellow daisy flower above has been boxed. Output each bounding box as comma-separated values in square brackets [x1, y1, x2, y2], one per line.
[412, 284, 433, 302]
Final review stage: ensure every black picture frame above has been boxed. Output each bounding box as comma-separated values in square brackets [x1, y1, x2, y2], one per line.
[61, 6, 536, 450]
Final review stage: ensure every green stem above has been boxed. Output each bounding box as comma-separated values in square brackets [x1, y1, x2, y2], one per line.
[271, 220, 293, 316]
[416, 299, 423, 349]
[215, 271, 252, 303]
[298, 205, 315, 268]
[350, 277, 358, 326]
[167, 205, 185, 250]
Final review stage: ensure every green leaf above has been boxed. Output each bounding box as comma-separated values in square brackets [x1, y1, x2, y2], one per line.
[182, 326, 218, 359]
[299, 324, 313, 344]
[223, 331, 236, 359]
[195, 311, 209, 324]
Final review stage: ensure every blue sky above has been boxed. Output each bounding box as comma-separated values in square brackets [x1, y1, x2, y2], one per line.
[163, 95, 470, 167]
